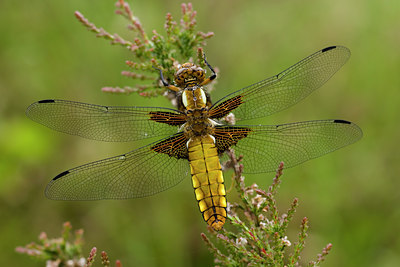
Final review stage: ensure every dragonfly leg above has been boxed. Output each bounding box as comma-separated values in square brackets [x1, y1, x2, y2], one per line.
[153, 66, 181, 92]
[200, 53, 217, 86]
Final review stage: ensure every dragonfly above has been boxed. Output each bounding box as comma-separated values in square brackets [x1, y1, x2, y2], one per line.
[26, 46, 362, 231]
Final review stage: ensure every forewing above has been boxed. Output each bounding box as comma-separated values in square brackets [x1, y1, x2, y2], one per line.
[215, 120, 362, 173]
[45, 133, 190, 200]
[26, 99, 186, 142]
[209, 46, 351, 121]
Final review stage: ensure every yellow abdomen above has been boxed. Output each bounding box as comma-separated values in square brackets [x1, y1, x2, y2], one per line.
[188, 135, 227, 231]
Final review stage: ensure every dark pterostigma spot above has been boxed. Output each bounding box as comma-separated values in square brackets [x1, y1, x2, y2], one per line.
[333, 119, 351, 124]
[322, 46, 336, 53]
[53, 170, 70, 180]
[38, 99, 55, 104]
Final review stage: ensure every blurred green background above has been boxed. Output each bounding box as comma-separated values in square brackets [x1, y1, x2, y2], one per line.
[1, 0, 399, 266]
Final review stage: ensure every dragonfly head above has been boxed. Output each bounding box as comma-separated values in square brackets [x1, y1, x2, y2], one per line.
[174, 63, 206, 88]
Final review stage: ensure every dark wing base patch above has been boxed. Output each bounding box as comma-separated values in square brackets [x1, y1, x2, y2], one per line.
[149, 111, 186, 126]
[151, 133, 189, 159]
[213, 126, 252, 154]
[209, 95, 243, 119]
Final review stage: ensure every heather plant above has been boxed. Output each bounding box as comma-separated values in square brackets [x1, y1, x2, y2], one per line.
[75, 0, 214, 98]
[16, 222, 122, 267]
[18, 1, 333, 266]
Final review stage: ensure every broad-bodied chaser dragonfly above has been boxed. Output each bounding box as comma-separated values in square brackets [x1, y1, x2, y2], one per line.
[27, 46, 362, 230]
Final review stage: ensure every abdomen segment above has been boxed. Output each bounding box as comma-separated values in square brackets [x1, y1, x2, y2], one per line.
[188, 135, 227, 230]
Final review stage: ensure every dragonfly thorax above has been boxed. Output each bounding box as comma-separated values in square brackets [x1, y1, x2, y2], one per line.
[182, 88, 207, 111]
[184, 110, 213, 137]
[182, 87, 212, 137]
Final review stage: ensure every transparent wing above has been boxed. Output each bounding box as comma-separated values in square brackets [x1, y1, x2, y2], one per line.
[45, 133, 190, 200]
[26, 99, 185, 142]
[215, 119, 362, 173]
[210, 46, 351, 121]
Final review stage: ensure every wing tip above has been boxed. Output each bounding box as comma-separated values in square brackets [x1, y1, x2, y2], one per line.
[333, 119, 363, 140]
[321, 46, 351, 56]
[45, 170, 70, 200]
[27, 100, 56, 117]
